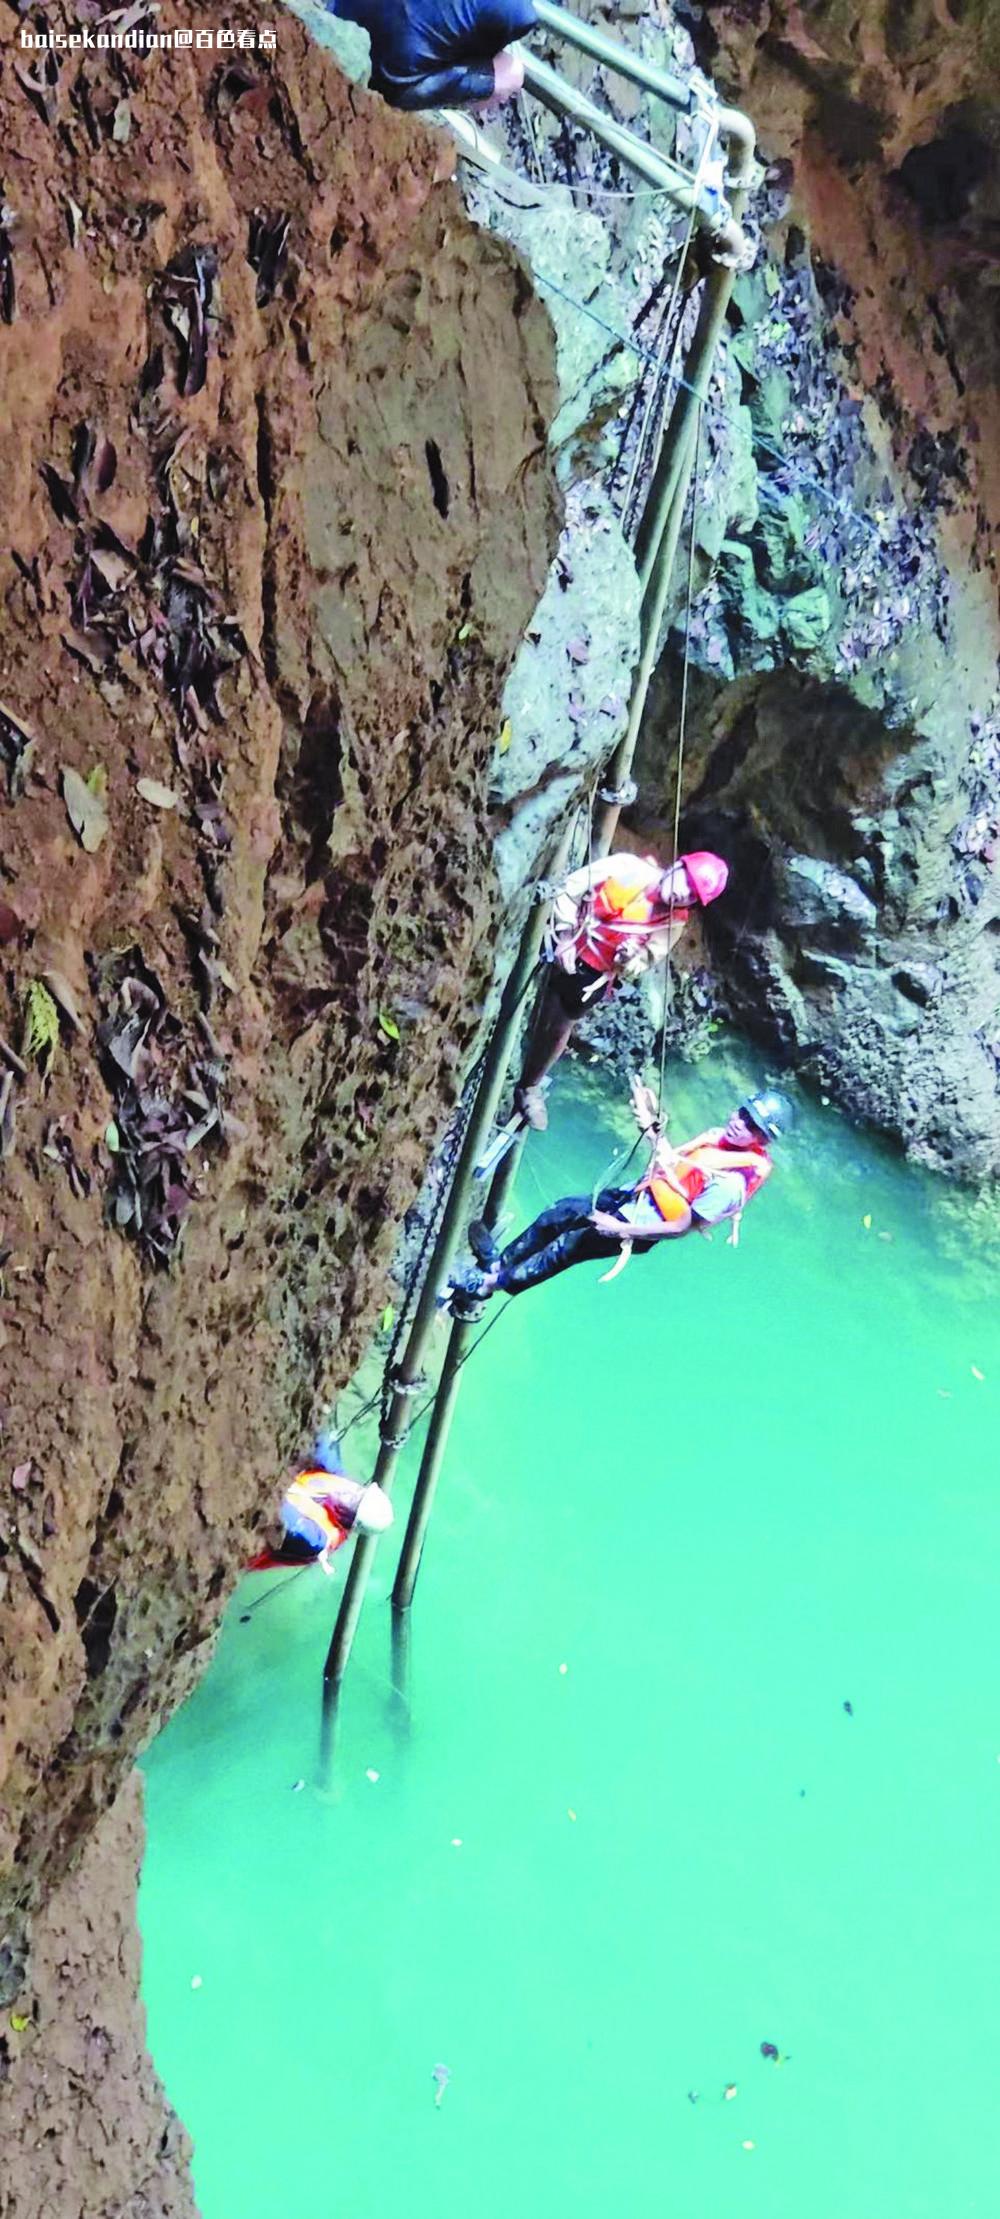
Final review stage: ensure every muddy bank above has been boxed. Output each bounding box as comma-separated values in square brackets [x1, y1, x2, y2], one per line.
[0, 3, 557, 2204]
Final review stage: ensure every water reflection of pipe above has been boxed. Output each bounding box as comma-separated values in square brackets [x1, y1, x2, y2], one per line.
[391, 1299, 471, 1612]
[388, 1608, 413, 1734]
[319, 1673, 339, 1783]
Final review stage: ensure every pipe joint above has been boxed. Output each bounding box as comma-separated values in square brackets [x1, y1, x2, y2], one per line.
[389, 1369, 427, 1399]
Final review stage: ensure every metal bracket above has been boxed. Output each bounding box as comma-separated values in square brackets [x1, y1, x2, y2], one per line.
[599, 776, 639, 808]
[389, 1369, 427, 1399]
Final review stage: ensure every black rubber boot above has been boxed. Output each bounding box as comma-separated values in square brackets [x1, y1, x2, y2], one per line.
[468, 1218, 500, 1267]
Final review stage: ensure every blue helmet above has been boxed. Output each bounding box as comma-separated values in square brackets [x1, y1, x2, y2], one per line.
[740, 1089, 795, 1140]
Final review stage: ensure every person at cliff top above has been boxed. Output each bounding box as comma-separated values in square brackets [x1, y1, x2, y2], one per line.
[513, 848, 730, 1132]
[450, 1081, 793, 1302]
[334, 0, 537, 110]
[248, 1434, 393, 1574]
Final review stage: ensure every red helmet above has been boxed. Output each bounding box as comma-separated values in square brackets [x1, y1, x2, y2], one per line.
[680, 850, 729, 906]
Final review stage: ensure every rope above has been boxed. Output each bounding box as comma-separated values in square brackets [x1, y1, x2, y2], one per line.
[582, 403, 703, 1208]
[238, 1562, 313, 1621]
[588, 1124, 644, 1210]
[536, 178, 690, 204]
[243, 1304, 512, 1616]
[561, 770, 599, 963]
[238, 1303, 510, 1621]
[340, 942, 545, 1448]
[405, 1298, 513, 1435]
[657, 398, 704, 1122]
[516, 89, 546, 185]
[336, 1385, 382, 1445]
[618, 276, 690, 539]
[618, 118, 715, 535]
[530, 269, 894, 554]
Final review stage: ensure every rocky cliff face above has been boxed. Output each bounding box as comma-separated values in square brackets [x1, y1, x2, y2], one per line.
[3, 0, 999, 2207]
[0, 6, 558, 2205]
[634, 0, 1000, 1176]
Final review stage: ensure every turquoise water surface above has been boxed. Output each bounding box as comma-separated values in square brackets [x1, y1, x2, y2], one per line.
[141, 1062, 1000, 2218]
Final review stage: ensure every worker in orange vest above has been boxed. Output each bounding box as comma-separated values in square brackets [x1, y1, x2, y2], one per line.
[451, 1081, 792, 1302]
[248, 1438, 393, 1573]
[514, 849, 729, 1130]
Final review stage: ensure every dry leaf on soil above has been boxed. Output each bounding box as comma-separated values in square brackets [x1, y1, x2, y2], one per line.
[136, 777, 179, 810]
[62, 765, 108, 852]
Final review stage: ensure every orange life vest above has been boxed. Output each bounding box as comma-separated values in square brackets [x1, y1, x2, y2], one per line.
[284, 1473, 349, 1550]
[644, 1154, 704, 1221]
[644, 1136, 770, 1221]
[575, 871, 687, 977]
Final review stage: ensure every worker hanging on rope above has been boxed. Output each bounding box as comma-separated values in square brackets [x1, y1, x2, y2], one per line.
[512, 848, 730, 1132]
[248, 1431, 393, 1574]
[333, 0, 537, 110]
[450, 1079, 794, 1303]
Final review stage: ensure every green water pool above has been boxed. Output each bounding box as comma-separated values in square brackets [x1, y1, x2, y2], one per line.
[140, 1061, 1000, 2218]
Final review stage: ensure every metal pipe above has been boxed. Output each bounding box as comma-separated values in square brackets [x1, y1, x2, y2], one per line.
[520, 57, 745, 260]
[438, 106, 507, 170]
[384, 270, 746, 1608]
[530, 2, 757, 190]
[594, 409, 698, 858]
[327, 62, 757, 1667]
[391, 1021, 535, 1615]
[325, 844, 567, 1685]
[594, 284, 732, 855]
[391, 429, 695, 1609]
[716, 103, 756, 188]
[390, 1299, 470, 1611]
[632, 249, 738, 594]
[531, 0, 692, 113]
[478, 1101, 527, 1236]
[386, 226, 752, 1616]
[594, 146, 749, 857]
[521, 55, 699, 203]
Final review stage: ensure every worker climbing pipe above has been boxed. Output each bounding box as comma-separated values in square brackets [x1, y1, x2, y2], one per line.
[448, 1080, 794, 1301]
[513, 847, 730, 1131]
[248, 1433, 393, 1575]
[332, 0, 537, 110]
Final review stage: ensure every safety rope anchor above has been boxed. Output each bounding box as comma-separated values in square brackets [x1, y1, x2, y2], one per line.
[379, 1425, 410, 1451]
[598, 776, 639, 808]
